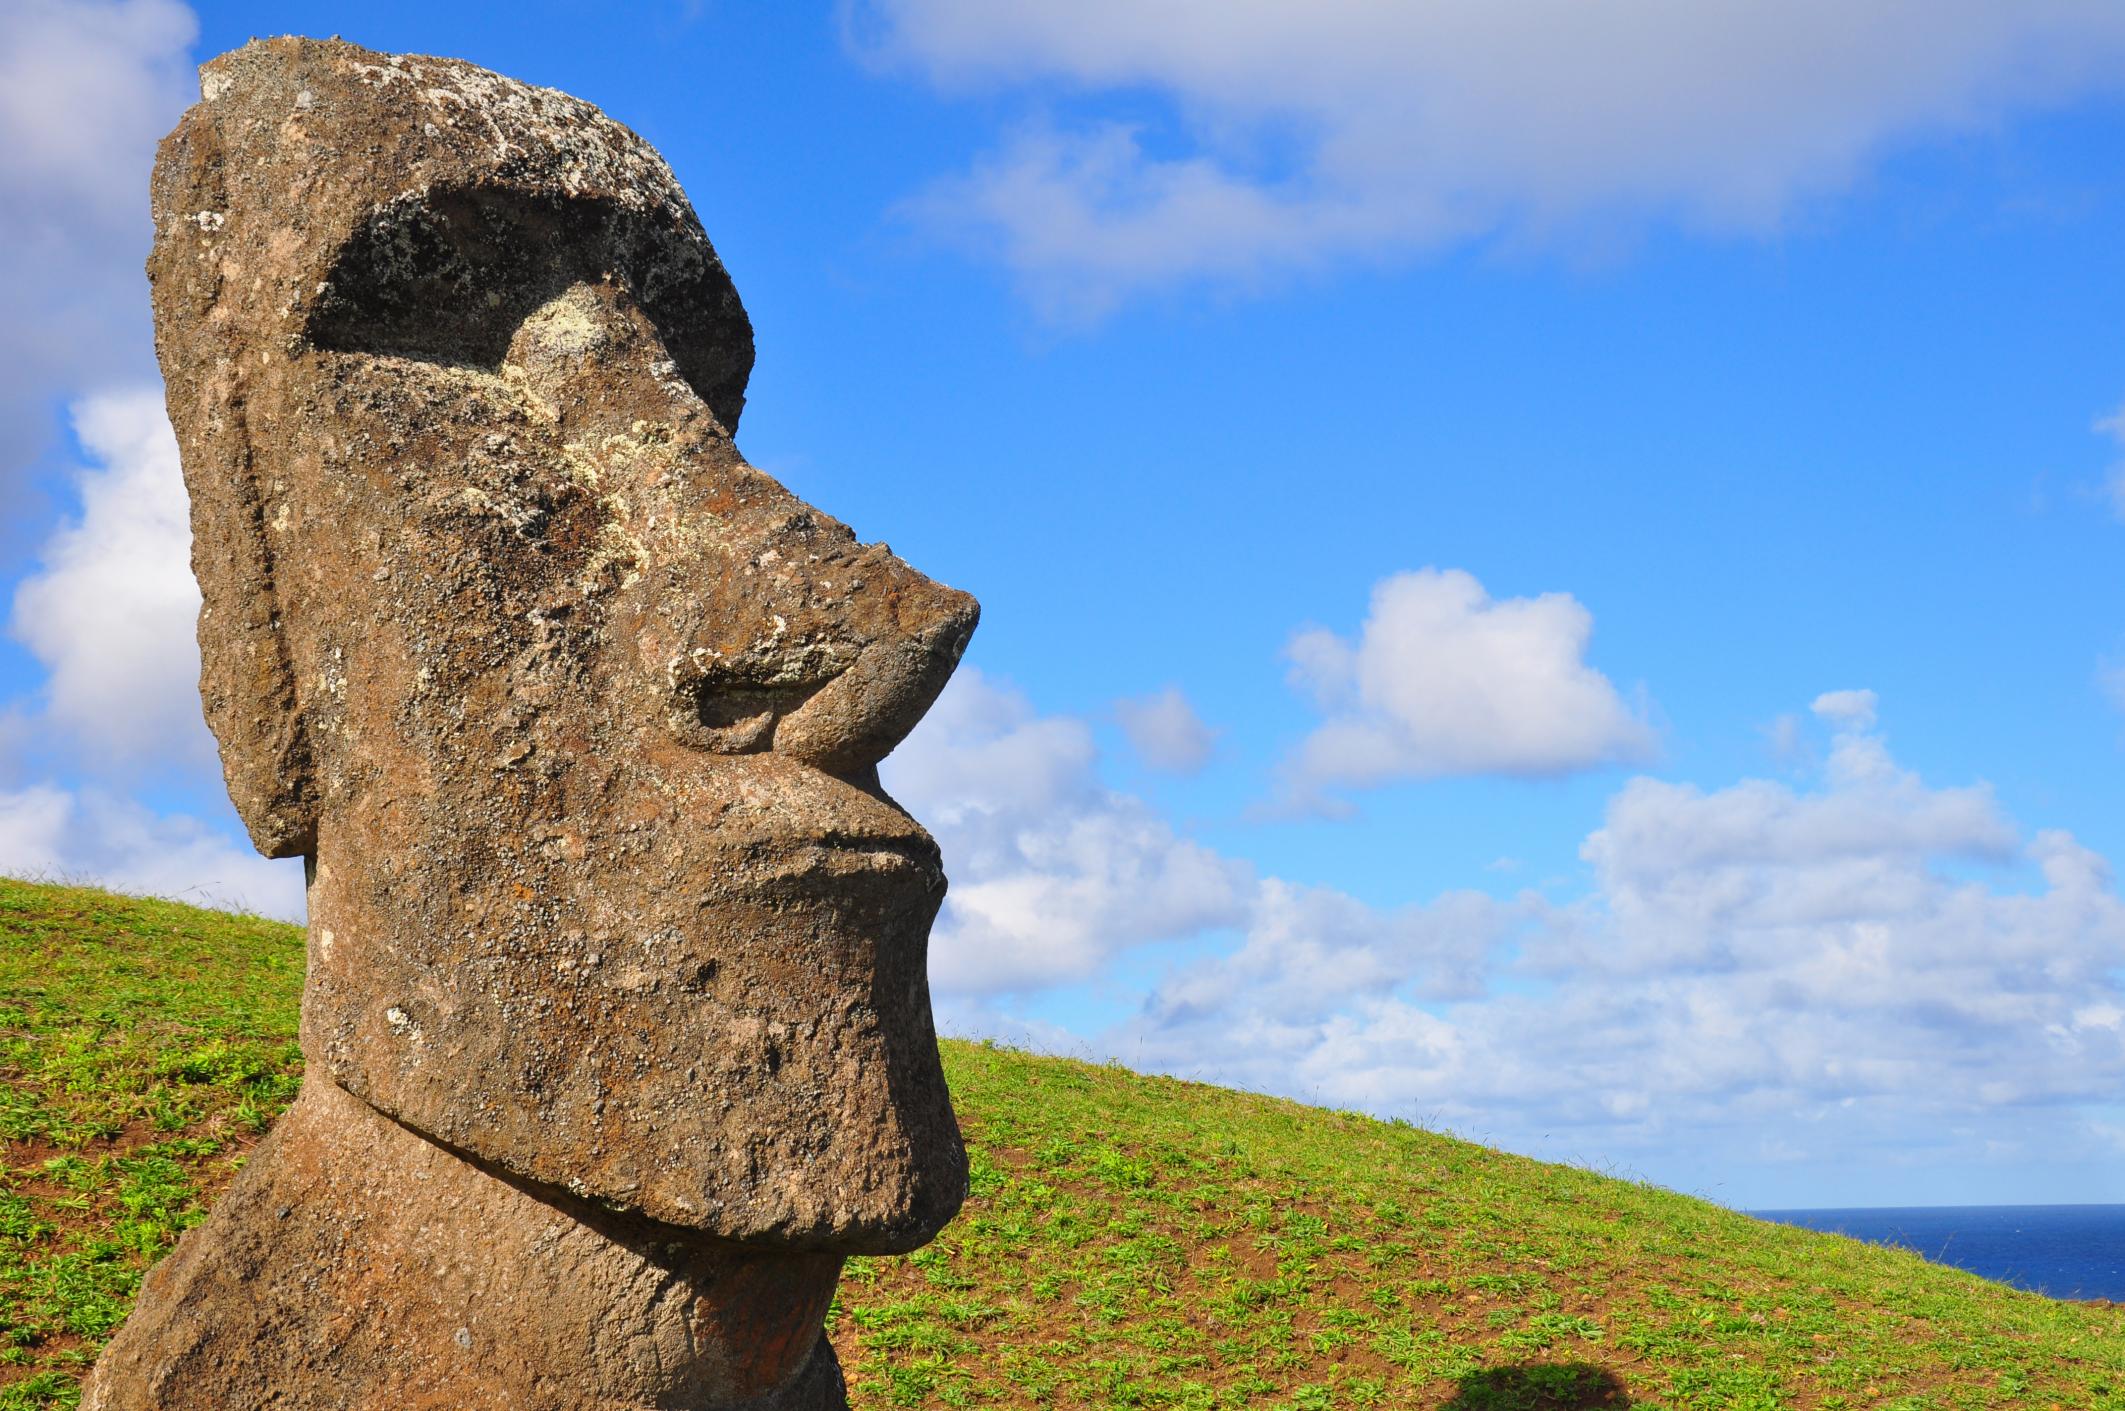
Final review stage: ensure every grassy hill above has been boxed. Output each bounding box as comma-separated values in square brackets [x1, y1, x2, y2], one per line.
[0, 878, 2118, 1409]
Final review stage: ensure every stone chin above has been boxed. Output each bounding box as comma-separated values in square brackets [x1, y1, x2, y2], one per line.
[300, 757, 970, 1253]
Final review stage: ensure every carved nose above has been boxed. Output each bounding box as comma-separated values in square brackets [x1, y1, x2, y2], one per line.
[508, 284, 981, 778]
[770, 564, 978, 777]
[660, 541, 979, 780]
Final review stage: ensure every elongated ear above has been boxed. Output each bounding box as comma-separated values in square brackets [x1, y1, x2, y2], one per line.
[149, 88, 318, 860]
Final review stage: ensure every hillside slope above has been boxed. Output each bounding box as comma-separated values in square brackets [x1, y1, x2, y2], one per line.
[0, 877, 2118, 1409]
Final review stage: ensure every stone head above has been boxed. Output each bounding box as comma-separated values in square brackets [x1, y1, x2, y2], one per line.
[149, 37, 975, 1250]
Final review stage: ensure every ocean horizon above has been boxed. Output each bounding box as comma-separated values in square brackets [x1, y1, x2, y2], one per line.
[1752, 1204, 2125, 1301]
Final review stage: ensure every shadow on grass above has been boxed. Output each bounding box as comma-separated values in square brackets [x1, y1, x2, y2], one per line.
[1444, 1362, 1630, 1409]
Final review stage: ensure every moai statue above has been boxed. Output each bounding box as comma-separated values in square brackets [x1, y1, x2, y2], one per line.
[85, 37, 976, 1411]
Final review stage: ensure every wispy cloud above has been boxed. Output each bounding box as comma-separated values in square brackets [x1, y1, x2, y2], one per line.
[858, 0, 2125, 317]
[2098, 658, 2125, 724]
[2096, 403, 2125, 522]
[1114, 684, 1218, 775]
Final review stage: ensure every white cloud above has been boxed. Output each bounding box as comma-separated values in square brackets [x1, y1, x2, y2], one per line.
[891, 668, 1536, 1001]
[858, 0, 2125, 315]
[0, 782, 303, 920]
[892, 671, 2125, 1196]
[0, 388, 290, 921]
[1114, 684, 1217, 774]
[883, 669, 1254, 992]
[0, 0, 196, 480]
[10, 388, 208, 766]
[1148, 878, 1542, 1023]
[1810, 687, 1878, 731]
[1574, 718, 2020, 976]
[1282, 567, 1654, 794]
[1111, 693, 2125, 1194]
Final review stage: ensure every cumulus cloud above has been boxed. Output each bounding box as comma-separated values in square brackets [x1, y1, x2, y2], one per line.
[1573, 698, 2019, 976]
[857, 0, 2125, 315]
[0, 0, 196, 482]
[10, 388, 209, 766]
[891, 667, 2125, 1192]
[886, 667, 1549, 1066]
[1148, 878, 1545, 1026]
[1113, 692, 2125, 1192]
[0, 387, 292, 919]
[1114, 684, 1217, 774]
[883, 669, 1254, 993]
[1282, 567, 1654, 795]
[0, 783, 303, 920]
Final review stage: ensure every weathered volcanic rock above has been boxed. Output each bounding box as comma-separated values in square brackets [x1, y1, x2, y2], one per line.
[86, 34, 977, 1409]
[84, 1082, 848, 1410]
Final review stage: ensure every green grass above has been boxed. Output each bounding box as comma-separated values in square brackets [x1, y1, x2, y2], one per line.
[1, 877, 2119, 1409]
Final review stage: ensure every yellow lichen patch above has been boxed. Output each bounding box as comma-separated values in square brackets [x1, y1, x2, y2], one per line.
[555, 438, 602, 488]
[577, 512, 645, 595]
[514, 288, 609, 359]
[499, 361, 561, 425]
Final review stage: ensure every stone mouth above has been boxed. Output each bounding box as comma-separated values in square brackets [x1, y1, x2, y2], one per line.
[815, 830, 941, 864]
[753, 832, 945, 889]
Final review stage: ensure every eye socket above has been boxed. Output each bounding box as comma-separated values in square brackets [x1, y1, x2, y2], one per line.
[306, 186, 754, 431]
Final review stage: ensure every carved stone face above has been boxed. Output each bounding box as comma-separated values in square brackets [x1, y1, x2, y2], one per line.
[149, 39, 975, 1250]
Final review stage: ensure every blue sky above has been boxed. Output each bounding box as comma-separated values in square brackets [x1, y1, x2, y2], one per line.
[5, 0, 2125, 1210]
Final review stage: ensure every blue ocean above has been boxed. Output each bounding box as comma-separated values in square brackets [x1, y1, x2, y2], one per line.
[1752, 1205, 2125, 1301]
